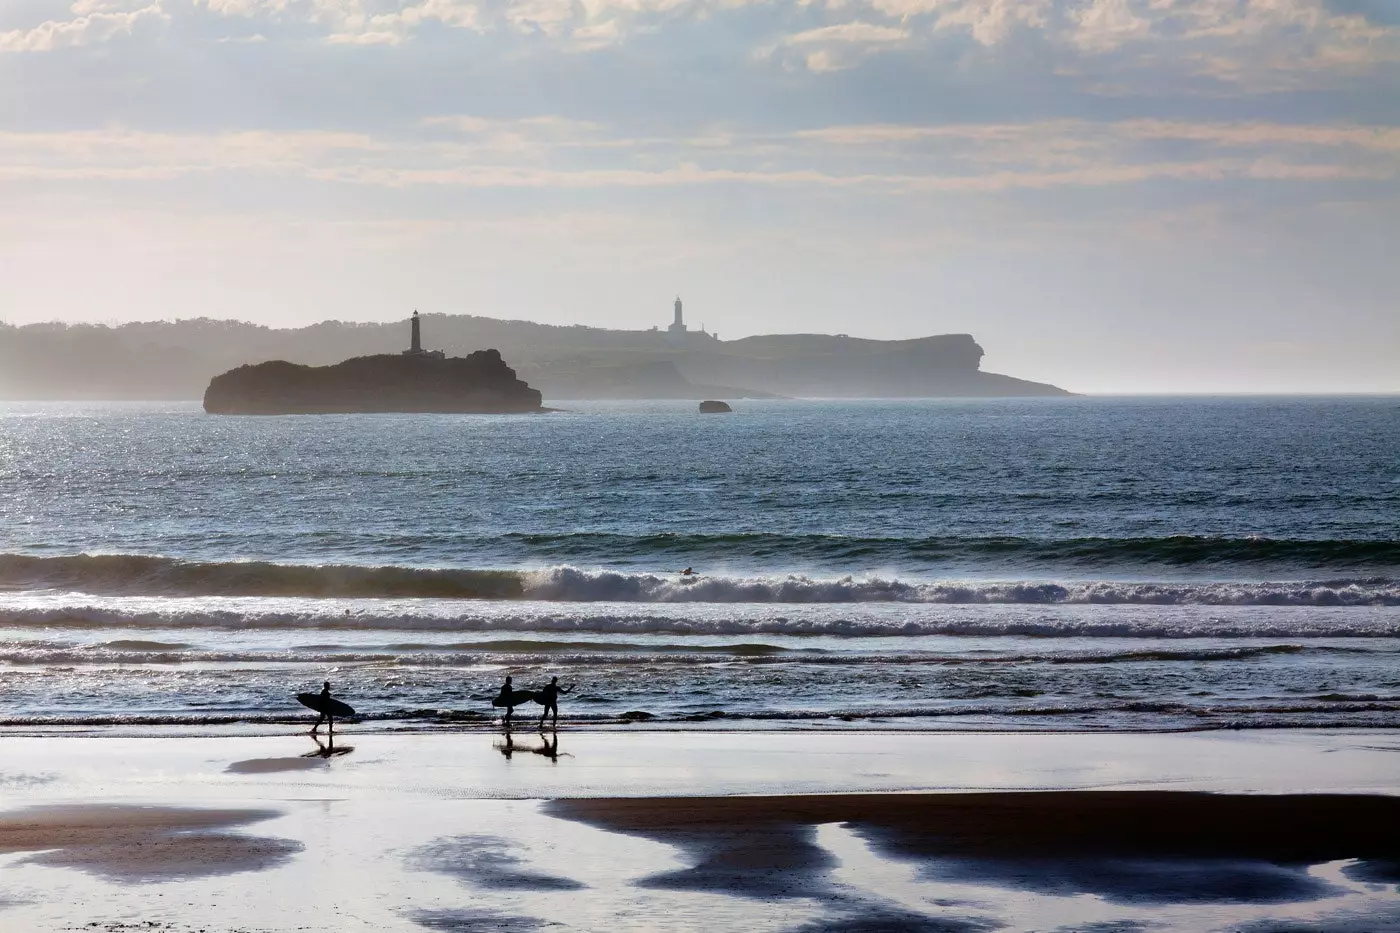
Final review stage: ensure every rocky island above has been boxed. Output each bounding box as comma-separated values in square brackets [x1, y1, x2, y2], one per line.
[203, 313, 543, 414]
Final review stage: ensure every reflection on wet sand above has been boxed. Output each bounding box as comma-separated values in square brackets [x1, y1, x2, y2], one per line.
[407, 834, 585, 891]
[303, 732, 354, 759]
[495, 729, 566, 763]
[546, 792, 1400, 932]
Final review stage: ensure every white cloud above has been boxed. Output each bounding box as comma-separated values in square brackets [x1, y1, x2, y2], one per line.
[0, 119, 1393, 193]
[933, 0, 1052, 45]
[0, 2, 165, 52]
[1068, 0, 1148, 50]
[785, 21, 908, 43]
[771, 20, 909, 69]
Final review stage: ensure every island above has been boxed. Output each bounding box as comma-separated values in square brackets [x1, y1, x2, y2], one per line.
[203, 313, 543, 414]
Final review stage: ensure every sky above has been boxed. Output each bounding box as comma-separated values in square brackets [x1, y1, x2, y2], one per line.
[0, 0, 1397, 393]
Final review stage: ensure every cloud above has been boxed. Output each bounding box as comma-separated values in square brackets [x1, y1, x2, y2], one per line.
[767, 20, 909, 69]
[0, 119, 1392, 194]
[0, 2, 166, 52]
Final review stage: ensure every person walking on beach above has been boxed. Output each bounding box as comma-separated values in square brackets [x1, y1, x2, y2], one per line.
[495, 675, 528, 726]
[537, 676, 574, 729]
[310, 681, 334, 737]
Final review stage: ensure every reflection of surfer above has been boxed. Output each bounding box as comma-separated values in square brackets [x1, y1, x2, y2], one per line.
[536, 676, 574, 729]
[310, 681, 333, 736]
[532, 731, 560, 761]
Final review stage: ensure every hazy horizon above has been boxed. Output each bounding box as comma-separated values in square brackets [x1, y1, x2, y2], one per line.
[5, 309, 1397, 396]
[2, 0, 1398, 394]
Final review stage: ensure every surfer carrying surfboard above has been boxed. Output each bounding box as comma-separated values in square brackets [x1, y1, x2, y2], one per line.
[311, 681, 334, 736]
[297, 681, 356, 737]
[537, 676, 574, 729]
[493, 675, 538, 726]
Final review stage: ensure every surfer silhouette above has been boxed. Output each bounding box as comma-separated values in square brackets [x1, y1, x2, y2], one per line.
[680, 567, 697, 576]
[297, 680, 355, 738]
[537, 676, 574, 729]
[494, 675, 536, 726]
[310, 681, 333, 736]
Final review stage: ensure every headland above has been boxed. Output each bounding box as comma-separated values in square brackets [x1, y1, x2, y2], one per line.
[3, 300, 1071, 401]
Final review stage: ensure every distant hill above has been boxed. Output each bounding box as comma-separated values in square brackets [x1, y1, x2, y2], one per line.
[0, 315, 1070, 401]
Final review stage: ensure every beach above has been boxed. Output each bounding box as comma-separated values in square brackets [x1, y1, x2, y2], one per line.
[1, 729, 1399, 932]
[2, 399, 1397, 929]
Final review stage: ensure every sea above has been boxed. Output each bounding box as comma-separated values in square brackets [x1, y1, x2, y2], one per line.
[0, 396, 1396, 735]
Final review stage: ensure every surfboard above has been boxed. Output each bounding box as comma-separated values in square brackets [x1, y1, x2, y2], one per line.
[491, 689, 540, 708]
[298, 693, 356, 718]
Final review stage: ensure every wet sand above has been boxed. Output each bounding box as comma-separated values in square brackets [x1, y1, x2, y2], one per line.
[0, 730, 1396, 931]
[552, 790, 1400, 862]
[0, 805, 302, 882]
[551, 792, 1400, 908]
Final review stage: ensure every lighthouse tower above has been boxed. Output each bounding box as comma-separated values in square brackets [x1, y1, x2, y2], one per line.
[668, 296, 688, 335]
[402, 311, 444, 359]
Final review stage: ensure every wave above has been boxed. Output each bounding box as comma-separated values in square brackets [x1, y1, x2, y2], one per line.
[500, 533, 1400, 569]
[3, 602, 1400, 637]
[2, 553, 1399, 606]
[0, 642, 1353, 668]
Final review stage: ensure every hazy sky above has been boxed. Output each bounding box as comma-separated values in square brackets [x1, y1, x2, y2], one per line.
[1, 0, 1397, 392]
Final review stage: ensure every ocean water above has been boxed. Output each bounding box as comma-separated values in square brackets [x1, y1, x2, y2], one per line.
[0, 396, 1396, 733]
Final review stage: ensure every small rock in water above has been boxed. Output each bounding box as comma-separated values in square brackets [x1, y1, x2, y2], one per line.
[618, 710, 656, 722]
[698, 400, 732, 413]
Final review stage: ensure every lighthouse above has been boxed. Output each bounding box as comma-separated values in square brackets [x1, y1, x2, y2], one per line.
[668, 296, 687, 335]
[402, 311, 444, 359]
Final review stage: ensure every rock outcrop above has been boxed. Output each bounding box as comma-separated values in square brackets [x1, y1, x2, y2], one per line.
[699, 400, 733, 413]
[203, 350, 543, 415]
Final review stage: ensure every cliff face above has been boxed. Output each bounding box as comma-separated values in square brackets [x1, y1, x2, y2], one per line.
[203, 351, 543, 414]
[669, 334, 1025, 398]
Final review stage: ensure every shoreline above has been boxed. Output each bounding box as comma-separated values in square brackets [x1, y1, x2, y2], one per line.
[2, 728, 1398, 800]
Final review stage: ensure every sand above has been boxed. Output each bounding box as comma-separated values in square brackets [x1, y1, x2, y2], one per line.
[0, 730, 1396, 932]
[0, 805, 301, 881]
[552, 791, 1400, 862]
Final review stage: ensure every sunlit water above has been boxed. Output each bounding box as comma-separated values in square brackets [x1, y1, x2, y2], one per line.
[0, 397, 1396, 732]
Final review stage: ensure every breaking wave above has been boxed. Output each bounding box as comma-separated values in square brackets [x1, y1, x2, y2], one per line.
[1, 604, 1398, 638]
[1, 553, 1397, 606]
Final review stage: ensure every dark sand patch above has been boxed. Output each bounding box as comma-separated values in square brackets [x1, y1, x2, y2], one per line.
[1344, 858, 1400, 885]
[636, 823, 832, 898]
[551, 791, 1400, 862]
[0, 805, 302, 882]
[407, 834, 585, 892]
[409, 907, 561, 931]
[226, 757, 329, 774]
[550, 792, 1400, 908]
[784, 907, 999, 932]
[901, 853, 1337, 904]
